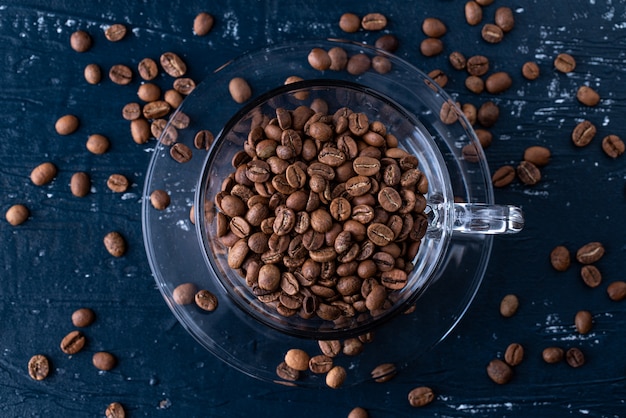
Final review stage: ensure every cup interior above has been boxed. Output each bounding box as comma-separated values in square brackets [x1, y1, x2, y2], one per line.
[197, 79, 454, 339]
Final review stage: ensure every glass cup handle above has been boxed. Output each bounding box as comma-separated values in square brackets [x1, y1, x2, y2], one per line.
[452, 203, 524, 234]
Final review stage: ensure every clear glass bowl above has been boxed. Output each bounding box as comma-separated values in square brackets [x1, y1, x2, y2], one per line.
[142, 39, 494, 386]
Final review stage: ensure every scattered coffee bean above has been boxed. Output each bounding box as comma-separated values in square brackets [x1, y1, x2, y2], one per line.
[173, 282, 197, 305]
[601, 135, 625, 158]
[449, 51, 467, 70]
[420, 38, 444, 57]
[475, 128, 492, 147]
[346, 53, 371, 75]
[137, 83, 161, 102]
[361, 13, 387, 31]
[107, 174, 130, 192]
[93, 351, 116, 371]
[371, 362, 397, 383]
[486, 359, 513, 384]
[143, 100, 171, 119]
[348, 407, 369, 418]
[465, 75, 484, 94]
[30, 162, 57, 186]
[170, 142, 193, 163]
[565, 347, 585, 368]
[308, 354, 333, 374]
[463, 104, 478, 126]
[122, 103, 141, 121]
[109, 64, 133, 85]
[326, 365, 347, 388]
[28, 354, 50, 381]
[607, 281, 626, 301]
[477, 101, 499, 127]
[104, 23, 127, 42]
[408, 386, 435, 407]
[500, 294, 519, 317]
[318, 340, 342, 358]
[150, 189, 170, 210]
[571, 120, 596, 147]
[504, 343, 524, 366]
[542, 347, 564, 364]
[476, 0, 494, 5]
[5, 204, 29, 226]
[173, 77, 196, 95]
[138, 58, 159, 81]
[465, 1, 483, 26]
[580, 265, 602, 288]
[72, 307, 95, 327]
[343, 338, 364, 356]
[576, 85, 600, 106]
[105, 402, 126, 418]
[86, 133, 110, 154]
[160, 52, 187, 77]
[55, 114, 80, 135]
[522, 61, 540, 80]
[495, 6, 515, 32]
[103, 231, 126, 257]
[485, 72, 512, 94]
[492, 165, 515, 188]
[60, 330, 86, 354]
[523, 146, 551, 166]
[575, 310, 593, 334]
[550, 245, 571, 271]
[195, 289, 218, 311]
[516, 160, 541, 185]
[576, 241, 605, 264]
[440, 100, 459, 125]
[70, 30, 92, 52]
[193, 12, 214, 36]
[276, 361, 300, 381]
[339, 12, 361, 33]
[422, 17, 446, 38]
[308, 48, 332, 71]
[70, 172, 91, 197]
[84, 63, 102, 84]
[467, 55, 489, 76]
[328, 47, 348, 71]
[481, 23, 504, 43]
[428, 69, 448, 88]
[554, 53, 576, 73]
[372, 56, 392, 74]
[374, 34, 399, 52]
[194, 129, 215, 150]
[229, 77, 252, 103]
[284, 348, 310, 371]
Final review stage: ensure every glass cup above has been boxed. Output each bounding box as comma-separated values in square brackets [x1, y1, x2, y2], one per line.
[143, 39, 523, 386]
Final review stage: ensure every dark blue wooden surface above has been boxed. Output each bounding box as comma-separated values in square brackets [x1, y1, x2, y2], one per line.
[1, 1, 626, 416]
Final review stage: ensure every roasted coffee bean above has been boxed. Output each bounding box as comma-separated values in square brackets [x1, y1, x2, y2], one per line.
[84, 63, 102, 84]
[575, 310, 593, 334]
[422, 17, 446, 37]
[449, 51, 467, 70]
[308, 48, 331, 71]
[193, 12, 214, 36]
[465, 1, 483, 25]
[150, 189, 170, 210]
[109, 64, 132, 85]
[486, 359, 513, 384]
[495, 7, 515, 32]
[361, 13, 387, 31]
[467, 55, 489, 76]
[475, 129, 492, 148]
[104, 231, 126, 257]
[577, 85, 600, 107]
[348, 407, 368, 418]
[30, 162, 56, 186]
[550, 245, 571, 271]
[481, 23, 504, 43]
[465, 76, 484, 94]
[601, 134, 625, 158]
[339, 12, 361, 33]
[104, 23, 127, 42]
[380, 269, 407, 290]
[284, 348, 310, 371]
[485, 72, 512, 94]
[107, 174, 129, 192]
[542, 347, 564, 364]
[378, 187, 402, 212]
[105, 402, 125, 418]
[86, 133, 110, 154]
[160, 52, 187, 77]
[143, 100, 171, 119]
[5, 204, 29, 226]
[372, 56, 392, 74]
[173, 77, 196, 95]
[554, 53, 576, 73]
[173, 282, 197, 305]
[428, 69, 448, 88]
[607, 281, 626, 301]
[516, 161, 541, 186]
[492, 165, 515, 188]
[576, 242, 604, 264]
[375, 34, 399, 52]
[170, 142, 192, 163]
[500, 294, 519, 317]
[420, 37, 444, 57]
[70, 30, 92, 52]
[122, 103, 141, 121]
[70, 172, 91, 197]
[55, 114, 79, 135]
[566, 347, 585, 368]
[408, 386, 435, 407]
[504, 343, 524, 366]
[28, 354, 50, 381]
[343, 338, 364, 356]
[276, 361, 299, 381]
[328, 46, 348, 71]
[138, 58, 158, 81]
[346, 53, 371, 76]
[440, 100, 459, 125]
[326, 365, 347, 389]
[72, 308, 95, 327]
[524, 146, 551, 166]
[309, 354, 333, 374]
[92, 351, 116, 371]
[371, 363, 397, 383]
[571, 120, 596, 147]
[193, 130, 214, 150]
[477, 101, 499, 127]
[318, 340, 342, 358]
[60, 330, 86, 354]
[522, 61, 540, 80]
[581, 265, 602, 288]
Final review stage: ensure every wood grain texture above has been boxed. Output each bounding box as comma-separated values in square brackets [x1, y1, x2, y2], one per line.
[1, 1, 626, 416]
